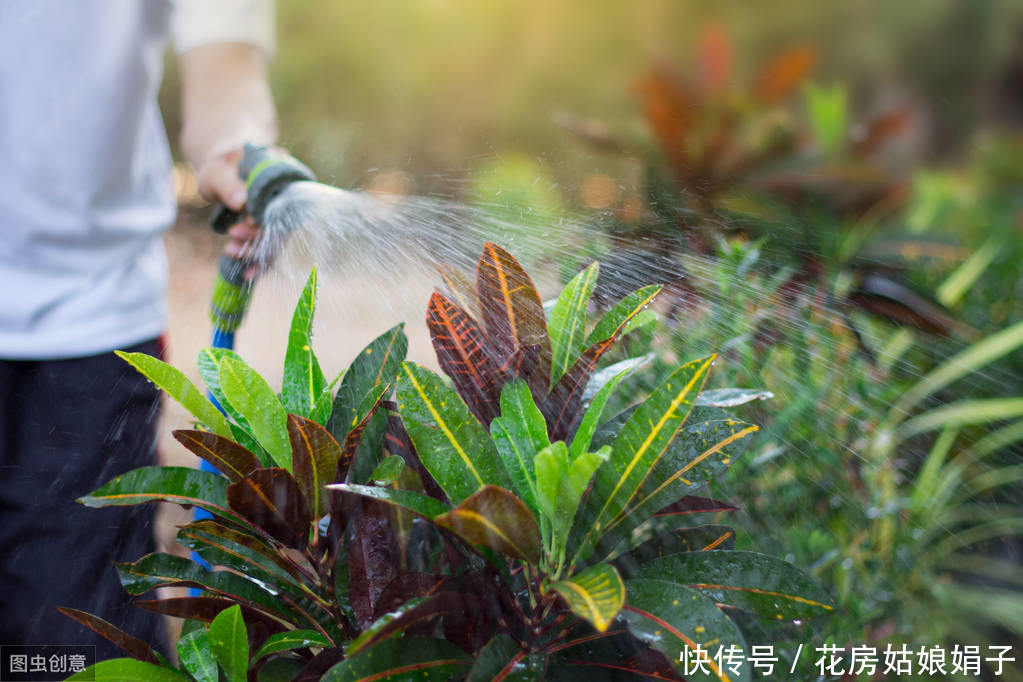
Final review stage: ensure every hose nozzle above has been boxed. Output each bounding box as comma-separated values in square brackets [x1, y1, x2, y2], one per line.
[209, 144, 316, 332]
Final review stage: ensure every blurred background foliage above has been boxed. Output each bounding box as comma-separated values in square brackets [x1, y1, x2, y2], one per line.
[162, 0, 1023, 187]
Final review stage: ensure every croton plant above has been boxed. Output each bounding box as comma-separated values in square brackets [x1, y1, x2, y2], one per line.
[64, 243, 833, 681]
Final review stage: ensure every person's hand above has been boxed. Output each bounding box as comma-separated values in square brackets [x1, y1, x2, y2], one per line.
[196, 147, 262, 277]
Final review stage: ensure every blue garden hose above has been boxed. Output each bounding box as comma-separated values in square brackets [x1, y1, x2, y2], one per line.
[190, 145, 316, 589]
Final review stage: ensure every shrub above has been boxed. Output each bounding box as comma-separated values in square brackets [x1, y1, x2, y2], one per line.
[66, 244, 832, 681]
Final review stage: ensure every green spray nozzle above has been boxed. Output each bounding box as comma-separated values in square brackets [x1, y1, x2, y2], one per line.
[208, 143, 316, 332]
[209, 143, 317, 233]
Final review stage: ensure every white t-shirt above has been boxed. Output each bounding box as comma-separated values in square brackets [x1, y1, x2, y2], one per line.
[0, 0, 274, 359]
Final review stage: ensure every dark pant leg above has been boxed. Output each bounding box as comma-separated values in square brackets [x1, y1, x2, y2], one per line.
[0, 339, 167, 659]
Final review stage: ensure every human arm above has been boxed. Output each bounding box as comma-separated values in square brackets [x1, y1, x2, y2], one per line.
[178, 43, 277, 258]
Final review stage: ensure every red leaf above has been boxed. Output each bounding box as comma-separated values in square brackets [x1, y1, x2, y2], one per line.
[227, 468, 311, 549]
[172, 430, 261, 482]
[427, 292, 502, 424]
[287, 414, 344, 517]
[347, 498, 400, 629]
[57, 607, 160, 664]
[476, 243, 552, 386]
[755, 46, 817, 103]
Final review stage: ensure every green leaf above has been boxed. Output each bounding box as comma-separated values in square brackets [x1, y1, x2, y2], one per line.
[535, 442, 608, 560]
[219, 357, 292, 469]
[78, 466, 239, 523]
[490, 380, 550, 515]
[549, 261, 599, 385]
[116, 351, 232, 438]
[327, 483, 451, 519]
[585, 285, 661, 346]
[282, 267, 328, 419]
[593, 411, 756, 561]
[635, 550, 835, 620]
[570, 364, 632, 459]
[892, 319, 1023, 422]
[287, 414, 343, 517]
[806, 82, 847, 157]
[209, 604, 248, 682]
[116, 553, 318, 630]
[396, 361, 510, 502]
[696, 388, 774, 408]
[253, 629, 331, 661]
[67, 659, 189, 681]
[612, 524, 736, 563]
[434, 485, 542, 564]
[469, 635, 545, 682]
[370, 455, 405, 486]
[622, 578, 749, 682]
[177, 520, 311, 591]
[322, 637, 471, 681]
[197, 347, 268, 461]
[898, 398, 1023, 441]
[177, 627, 218, 682]
[577, 356, 714, 562]
[551, 562, 624, 632]
[328, 324, 407, 443]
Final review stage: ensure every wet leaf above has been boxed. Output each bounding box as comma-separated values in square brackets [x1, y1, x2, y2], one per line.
[282, 267, 328, 419]
[490, 380, 549, 515]
[346, 596, 457, 655]
[116, 351, 232, 438]
[370, 455, 405, 486]
[79, 466, 244, 525]
[635, 551, 835, 620]
[695, 388, 774, 408]
[176, 627, 217, 682]
[437, 262, 481, 320]
[622, 578, 749, 682]
[321, 637, 471, 681]
[133, 597, 285, 637]
[328, 324, 408, 445]
[614, 525, 736, 566]
[477, 242, 552, 381]
[172, 430, 261, 482]
[552, 562, 625, 632]
[117, 553, 305, 625]
[654, 495, 739, 517]
[396, 361, 510, 503]
[328, 483, 451, 519]
[547, 286, 662, 441]
[427, 291, 502, 424]
[571, 364, 633, 459]
[576, 357, 714, 563]
[56, 607, 160, 664]
[347, 498, 400, 629]
[67, 659, 189, 681]
[177, 520, 311, 593]
[535, 442, 608, 557]
[435, 485, 542, 564]
[581, 354, 654, 403]
[209, 604, 248, 682]
[197, 347, 268, 460]
[372, 572, 447, 619]
[288, 414, 343, 517]
[549, 262, 599, 385]
[253, 629, 331, 661]
[469, 634, 548, 681]
[593, 411, 755, 560]
[219, 357, 292, 469]
[227, 468, 311, 549]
